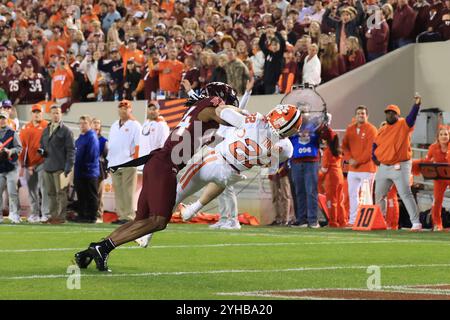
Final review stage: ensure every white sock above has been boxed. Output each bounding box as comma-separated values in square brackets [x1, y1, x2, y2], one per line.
[183, 200, 204, 220]
[189, 200, 203, 215]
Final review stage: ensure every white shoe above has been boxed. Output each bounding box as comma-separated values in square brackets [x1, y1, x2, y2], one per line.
[180, 203, 198, 221]
[27, 215, 40, 223]
[209, 220, 227, 229]
[40, 215, 49, 223]
[135, 233, 153, 248]
[309, 223, 321, 229]
[411, 223, 422, 231]
[220, 219, 241, 230]
[8, 214, 21, 224]
[298, 223, 309, 228]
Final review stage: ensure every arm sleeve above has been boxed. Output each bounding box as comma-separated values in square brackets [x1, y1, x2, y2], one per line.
[259, 33, 270, 55]
[239, 90, 251, 110]
[372, 143, 378, 163]
[219, 108, 246, 128]
[405, 103, 420, 128]
[18, 130, 26, 165]
[187, 89, 201, 100]
[276, 32, 286, 54]
[277, 138, 294, 163]
[425, 145, 435, 162]
[357, 127, 378, 165]
[341, 129, 351, 157]
[10, 131, 23, 156]
[323, 8, 339, 29]
[85, 135, 99, 167]
[64, 129, 75, 173]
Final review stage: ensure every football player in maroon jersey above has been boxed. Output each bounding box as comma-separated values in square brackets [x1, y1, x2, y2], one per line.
[75, 83, 245, 271]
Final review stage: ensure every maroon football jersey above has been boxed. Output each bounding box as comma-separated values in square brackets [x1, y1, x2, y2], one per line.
[160, 96, 224, 170]
[6, 74, 21, 103]
[19, 73, 45, 104]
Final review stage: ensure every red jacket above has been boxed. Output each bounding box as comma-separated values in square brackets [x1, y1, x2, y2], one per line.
[366, 21, 390, 54]
[392, 4, 417, 40]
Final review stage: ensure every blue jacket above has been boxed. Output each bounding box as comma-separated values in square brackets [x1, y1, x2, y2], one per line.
[75, 129, 100, 179]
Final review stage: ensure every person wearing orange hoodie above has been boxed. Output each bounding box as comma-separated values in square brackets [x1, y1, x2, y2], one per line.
[19, 104, 49, 223]
[341, 105, 378, 227]
[321, 132, 346, 227]
[424, 125, 450, 231]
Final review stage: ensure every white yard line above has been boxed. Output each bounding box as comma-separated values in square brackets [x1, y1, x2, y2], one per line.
[2, 263, 450, 281]
[0, 239, 428, 254]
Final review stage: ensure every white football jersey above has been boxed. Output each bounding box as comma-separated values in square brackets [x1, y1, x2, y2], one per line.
[215, 113, 293, 172]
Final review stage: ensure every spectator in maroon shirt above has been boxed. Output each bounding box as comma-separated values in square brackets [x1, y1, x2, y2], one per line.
[344, 36, 366, 71]
[413, 0, 431, 36]
[18, 61, 45, 104]
[426, 2, 446, 32]
[183, 55, 200, 92]
[21, 42, 41, 73]
[365, 9, 390, 61]
[391, 0, 417, 48]
[320, 40, 346, 83]
[438, 13, 450, 40]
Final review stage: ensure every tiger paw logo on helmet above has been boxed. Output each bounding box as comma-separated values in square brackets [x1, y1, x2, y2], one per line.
[266, 104, 302, 137]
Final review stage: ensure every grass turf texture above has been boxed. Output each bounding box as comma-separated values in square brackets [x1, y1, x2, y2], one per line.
[0, 222, 450, 299]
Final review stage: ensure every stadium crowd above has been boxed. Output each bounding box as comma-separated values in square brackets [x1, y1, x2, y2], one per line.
[0, 0, 449, 108]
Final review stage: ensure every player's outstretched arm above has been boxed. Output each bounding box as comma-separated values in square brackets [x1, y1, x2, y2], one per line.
[198, 105, 246, 128]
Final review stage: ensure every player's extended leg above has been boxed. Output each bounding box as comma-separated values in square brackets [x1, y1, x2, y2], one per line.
[75, 155, 177, 271]
[181, 182, 226, 221]
[110, 215, 169, 245]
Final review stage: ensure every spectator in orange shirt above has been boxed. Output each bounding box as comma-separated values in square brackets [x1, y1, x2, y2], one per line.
[321, 133, 347, 228]
[81, 4, 99, 26]
[154, 47, 184, 97]
[372, 95, 422, 231]
[118, 37, 145, 70]
[19, 104, 49, 223]
[44, 26, 69, 66]
[341, 106, 378, 226]
[51, 56, 74, 106]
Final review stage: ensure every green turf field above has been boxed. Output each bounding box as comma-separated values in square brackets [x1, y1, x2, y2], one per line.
[1, 222, 450, 300]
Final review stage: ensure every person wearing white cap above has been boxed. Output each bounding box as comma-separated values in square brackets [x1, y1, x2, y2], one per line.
[138, 100, 170, 161]
[0, 110, 22, 224]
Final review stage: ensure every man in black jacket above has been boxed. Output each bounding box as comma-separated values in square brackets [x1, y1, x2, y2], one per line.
[259, 27, 286, 94]
[40, 105, 75, 224]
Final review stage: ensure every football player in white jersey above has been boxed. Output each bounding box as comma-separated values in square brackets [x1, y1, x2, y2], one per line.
[176, 104, 302, 222]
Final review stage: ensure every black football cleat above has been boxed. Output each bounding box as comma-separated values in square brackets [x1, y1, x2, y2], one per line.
[74, 249, 93, 269]
[88, 242, 111, 272]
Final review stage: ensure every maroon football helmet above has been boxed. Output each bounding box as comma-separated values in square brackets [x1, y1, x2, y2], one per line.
[201, 82, 239, 107]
